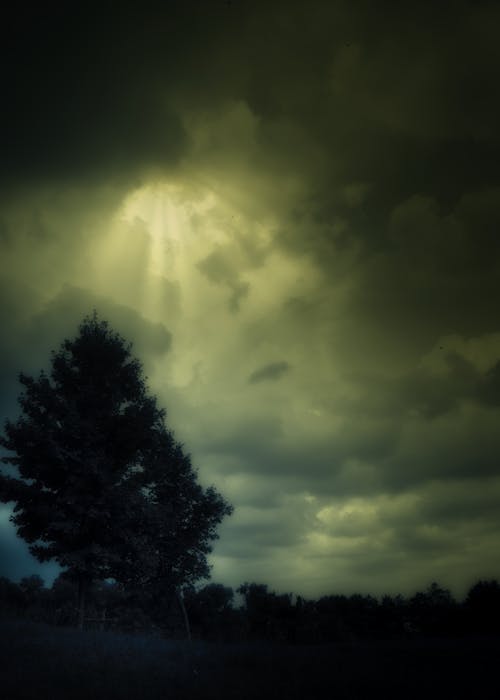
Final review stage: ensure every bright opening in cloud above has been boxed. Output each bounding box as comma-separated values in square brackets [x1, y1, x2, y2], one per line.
[120, 182, 219, 275]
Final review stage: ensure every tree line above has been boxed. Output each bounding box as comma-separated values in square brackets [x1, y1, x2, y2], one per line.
[1, 575, 500, 642]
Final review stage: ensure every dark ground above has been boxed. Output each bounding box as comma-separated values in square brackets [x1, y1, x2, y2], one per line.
[0, 617, 498, 699]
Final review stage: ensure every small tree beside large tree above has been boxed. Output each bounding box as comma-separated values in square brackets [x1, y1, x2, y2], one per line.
[0, 313, 232, 628]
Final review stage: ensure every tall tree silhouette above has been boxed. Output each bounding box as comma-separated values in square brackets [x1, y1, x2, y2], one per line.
[0, 313, 232, 627]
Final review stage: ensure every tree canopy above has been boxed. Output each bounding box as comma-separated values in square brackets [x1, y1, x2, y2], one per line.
[0, 313, 232, 624]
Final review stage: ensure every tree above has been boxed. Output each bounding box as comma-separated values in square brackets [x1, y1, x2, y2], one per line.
[465, 580, 500, 634]
[409, 582, 458, 636]
[183, 583, 235, 639]
[0, 576, 24, 614]
[0, 313, 232, 628]
[238, 583, 295, 640]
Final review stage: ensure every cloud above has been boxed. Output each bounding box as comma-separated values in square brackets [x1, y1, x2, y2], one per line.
[248, 361, 291, 384]
[35, 285, 173, 359]
[197, 248, 250, 312]
[0, 4, 190, 187]
[2, 0, 500, 597]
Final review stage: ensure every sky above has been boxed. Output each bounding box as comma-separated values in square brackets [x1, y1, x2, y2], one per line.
[1, 0, 500, 599]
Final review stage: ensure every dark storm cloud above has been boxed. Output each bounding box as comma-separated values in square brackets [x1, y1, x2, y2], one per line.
[248, 361, 291, 384]
[224, 518, 302, 551]
[339, 351, 500, 422]
[186, 403, 395, 496]
[5, 1, 500, 238]
[217, 1, 500, 348]
[342, 191, 500, 356]
[0, 2, 192, 185]
[416, 480, 500, 526]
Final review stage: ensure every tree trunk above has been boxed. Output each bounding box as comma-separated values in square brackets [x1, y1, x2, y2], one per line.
[176, 587, 192, 642]
[77, 576, 89, 630]
[176, 588, 197, 677]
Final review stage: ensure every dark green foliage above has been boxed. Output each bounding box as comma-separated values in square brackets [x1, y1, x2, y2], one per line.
[379, 594, 408, 637]
[186, 583, 235, 615]
[238, 583, 296, 641]
[19, 575, 44, 600]
[0, 314, 165, 583]
[128, 429, 233, 597]
[0, 576, 24, 614]
[184, 583, 243, 640]
[316, 593, 380, 641]
[0, 313, 232, 622]
[408, 582, 460, 636]
[464, 579, 500, 634]
[2, 574, 500, 644]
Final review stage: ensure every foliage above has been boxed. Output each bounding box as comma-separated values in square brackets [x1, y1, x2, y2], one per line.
[2, 575, 500, 642]
[238, 583, 296, 641]
[408, 582, 459, 636]
[0, 576, 24, 614]
[127, 428, 233, 599]
[464, 579, 500, 633]
[0, 314, 163, 582]
[183, 583, 242, 640]
[0, 313, 232, 623]
[316, 593, 380, 641]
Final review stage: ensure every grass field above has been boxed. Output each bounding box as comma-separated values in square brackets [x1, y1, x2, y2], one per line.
[0, 617, 498, 699]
